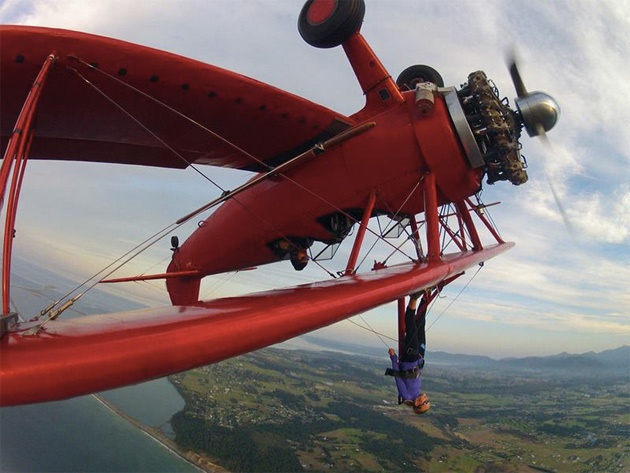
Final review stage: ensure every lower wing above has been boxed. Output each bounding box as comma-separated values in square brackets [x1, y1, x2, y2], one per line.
[0, 243, 512, 406]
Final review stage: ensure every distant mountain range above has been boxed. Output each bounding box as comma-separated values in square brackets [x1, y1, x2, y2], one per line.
[301, 335, 629, 381]
[499, 346, 629, 378]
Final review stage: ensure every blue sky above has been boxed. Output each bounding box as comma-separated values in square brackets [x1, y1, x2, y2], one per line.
[1, 0, 628, 358]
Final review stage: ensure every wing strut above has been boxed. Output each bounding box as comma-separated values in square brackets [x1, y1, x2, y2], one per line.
[345, 190, 377, 275]
[424, 172, 441, 262]
[409, 215, 424, 260]
[465, 197, 505, 244]
[0, 54, 57, 316]
[455, 200, 483, 250]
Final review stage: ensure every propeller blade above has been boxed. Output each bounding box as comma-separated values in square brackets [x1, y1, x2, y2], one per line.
[537, 130, 576, 236]
[505, 53, 568, 233]
[547, 179, 575, 236]
[508, 55, 528, 98]
[507, 54, 560, 137]
[536, 123, 550, 146]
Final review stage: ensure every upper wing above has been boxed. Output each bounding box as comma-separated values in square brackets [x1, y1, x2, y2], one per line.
[0, 243, 512, 406]
[0, 26, 353, 171]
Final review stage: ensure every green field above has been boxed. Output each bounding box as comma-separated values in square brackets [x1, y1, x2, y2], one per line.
[169, 348, 629, 473]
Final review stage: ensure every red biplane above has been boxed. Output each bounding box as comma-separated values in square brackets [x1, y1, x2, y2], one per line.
[0, 0, 558, 406]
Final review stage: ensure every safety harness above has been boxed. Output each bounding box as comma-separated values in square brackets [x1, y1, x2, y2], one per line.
[384, 366, 420, 379]
[385, 367, 422, 406]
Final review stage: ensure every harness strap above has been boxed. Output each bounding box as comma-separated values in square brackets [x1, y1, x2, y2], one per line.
[384, 367, 420, 379]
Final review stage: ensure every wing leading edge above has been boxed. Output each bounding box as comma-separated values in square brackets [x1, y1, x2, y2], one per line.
[0, 26, 353, 171]
[0, 243, 512, 406]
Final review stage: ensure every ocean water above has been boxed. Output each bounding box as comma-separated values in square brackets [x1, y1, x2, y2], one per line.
[99, 378, 186, 433]
[0, 391, 198, 473]
[1, 263, 198, 472]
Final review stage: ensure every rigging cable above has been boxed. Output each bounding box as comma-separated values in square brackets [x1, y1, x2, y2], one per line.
[347, 263, 484, 353]
[67, 64, 342, 280]
[347, 316, 397, 348]
[67, 57, 274, 177]
[68, 66, 227, 191]
[473, 192, 503, 240]
[31, 72, 326, 317]
[353, 178, 423, 272]
[426, 263, 484, 332]
[69, 59, 420, 276]
[33, 221, 179, 325]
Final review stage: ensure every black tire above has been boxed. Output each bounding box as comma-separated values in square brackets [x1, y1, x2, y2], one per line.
[396, 65, 445, 89]
[170, 235, 179, 251]
[298, 0, 366, 49]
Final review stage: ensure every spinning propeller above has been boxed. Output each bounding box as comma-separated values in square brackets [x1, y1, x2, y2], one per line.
[507, 55, 573, 232]
[508, 55, 560, 139]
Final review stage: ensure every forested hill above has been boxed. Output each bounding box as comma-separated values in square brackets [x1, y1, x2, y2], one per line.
[169, 346, 628, 473]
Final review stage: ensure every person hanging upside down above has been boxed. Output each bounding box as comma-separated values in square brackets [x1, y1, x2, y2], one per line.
[386, 289, 430, 414]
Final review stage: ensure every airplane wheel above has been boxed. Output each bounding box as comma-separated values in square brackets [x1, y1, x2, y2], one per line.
[298, 0, 365, 49]
[396, 65, 445, 89]
[170, 235, 179, 251]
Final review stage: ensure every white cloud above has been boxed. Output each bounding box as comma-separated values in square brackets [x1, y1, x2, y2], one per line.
[569, 184, 630, 243]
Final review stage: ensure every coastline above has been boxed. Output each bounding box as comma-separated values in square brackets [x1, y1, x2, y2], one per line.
[92, 394, 228, 473]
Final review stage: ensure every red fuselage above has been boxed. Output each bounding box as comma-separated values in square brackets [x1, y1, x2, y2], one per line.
[166, 45, 484, 303]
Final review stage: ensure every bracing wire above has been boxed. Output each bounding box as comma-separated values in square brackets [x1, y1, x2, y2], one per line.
[66, 64, 345, 280]
[31, 70, 318, 314]
[34, 221, 179, 323]
[68, 58, 425, 273]
[198, 271, 239, 300]
[346, 262, 485, 349]
[70, 63, 332, 273]
[347, 316, 397, 348]
[472, 193, 503, 241]
[426, 263, 484, 332]
[68, 57, 273, 171]
[353, 179, 423, 272]
[68, 67, 228, 191]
